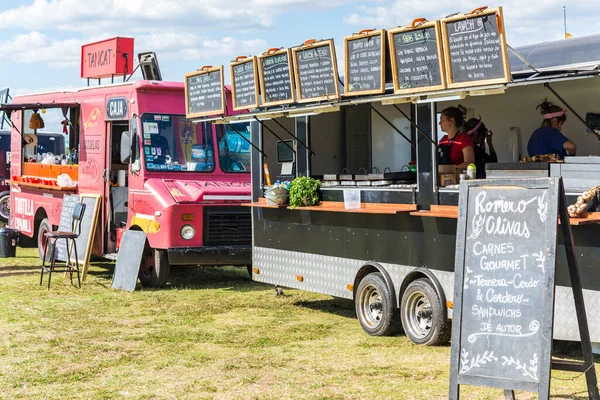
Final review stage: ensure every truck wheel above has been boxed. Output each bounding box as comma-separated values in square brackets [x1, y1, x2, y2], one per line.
[0, 191, 9, 222]
[401, 278, 450, 346]
[37, 218, 52, 262]
[139, 247, 169, 288]
[355, 272, 401, 336]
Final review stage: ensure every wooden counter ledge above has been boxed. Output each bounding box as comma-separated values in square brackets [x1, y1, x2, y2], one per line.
[7, 180, 77, 191]
[410, 205, 459, 219]
[243, 198, 417, 214]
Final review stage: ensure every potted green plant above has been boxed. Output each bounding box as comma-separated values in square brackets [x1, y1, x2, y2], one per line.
[289, 176, 321, 209]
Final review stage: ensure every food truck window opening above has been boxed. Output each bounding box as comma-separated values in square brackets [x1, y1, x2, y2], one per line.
[141, 113, 215, 172]
[216, 122, 251, 173]
[22, 107, 80, 166]
[0, 131, 9, 178]
[277, 140, 295, 163]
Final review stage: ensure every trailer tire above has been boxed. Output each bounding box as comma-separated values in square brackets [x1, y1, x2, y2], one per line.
[355, 272, 401, 336]
[37, 218, 52, 263]
[401, 278, 450, 346]
[139, 247, 169, 288]
[0, 191, 10, 222]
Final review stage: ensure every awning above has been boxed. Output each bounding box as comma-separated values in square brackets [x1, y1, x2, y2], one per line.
[0, 102, 79, 111]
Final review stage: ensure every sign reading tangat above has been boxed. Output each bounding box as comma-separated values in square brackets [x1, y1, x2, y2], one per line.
[292, 39, 340, 103]
[388, 19, 446, 94]
[230, 56, 260, 111]
[80, 37, 134, 79]
[344, 29, 387, 96]
[441, 6, 511, 89]
[184, 65, 225, 119]
[258, 48, 296, 107]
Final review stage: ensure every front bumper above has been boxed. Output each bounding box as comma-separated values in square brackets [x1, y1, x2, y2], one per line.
[167, 245, 251, 266]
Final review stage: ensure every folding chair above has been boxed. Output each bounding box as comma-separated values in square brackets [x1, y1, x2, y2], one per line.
[40, 202, 86, 289]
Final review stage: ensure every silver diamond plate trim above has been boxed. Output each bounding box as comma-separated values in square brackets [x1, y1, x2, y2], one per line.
[254, 246, 600, 347]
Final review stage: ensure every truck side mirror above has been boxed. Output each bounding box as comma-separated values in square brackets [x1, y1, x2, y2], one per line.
[120, 131, 132, 164]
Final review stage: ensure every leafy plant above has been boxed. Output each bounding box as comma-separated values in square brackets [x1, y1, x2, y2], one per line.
[289, 176, 321, 209]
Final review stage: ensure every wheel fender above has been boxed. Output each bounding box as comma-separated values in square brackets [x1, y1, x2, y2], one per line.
[0, 190, 9, 197]
[400, 268, 448, 320]
[354, 261, 397, 309]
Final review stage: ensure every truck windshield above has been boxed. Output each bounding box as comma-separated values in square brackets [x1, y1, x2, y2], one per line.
[141, 114, 215, 172]
[216, 123, 251, 173]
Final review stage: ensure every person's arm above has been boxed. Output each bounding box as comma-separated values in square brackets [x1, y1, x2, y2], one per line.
[457, 145, 475, 169]
[563, 140, 576, 156]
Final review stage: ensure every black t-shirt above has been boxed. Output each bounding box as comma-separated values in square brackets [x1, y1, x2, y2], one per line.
[474, 145, 497, 179]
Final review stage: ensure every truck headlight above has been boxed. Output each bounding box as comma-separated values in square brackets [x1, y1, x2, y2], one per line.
[180, 224, 195, 240]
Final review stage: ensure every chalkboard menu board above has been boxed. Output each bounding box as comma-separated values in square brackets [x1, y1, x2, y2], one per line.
[230, 56, 260, 111]
[388, 21, 446, 94]
[450, 178, 559, 396]
[344, 30, 386, 96]
[292, 39, 340, 103]
[184, 66, 226, 118]
[258, 48, 296, 107]
[55, 194, 102, 281]
[442, 7, 510, 89]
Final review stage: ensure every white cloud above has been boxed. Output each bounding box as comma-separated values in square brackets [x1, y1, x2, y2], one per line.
[0, 31, 267, 69]
[0, 0, 355, 32]
[342, 1, 600, 46]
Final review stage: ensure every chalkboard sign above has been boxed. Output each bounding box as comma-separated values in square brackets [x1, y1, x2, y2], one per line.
[55, 194, 101, 281]
[258, 48, 296, 107]
[441, 7, 510, 89]
[112, 230, 146, 292]
[388, 21, 446, 94]
[292, 39, 340, 103]
[450, 178, 559, 396]
[344, 30, 386, 96]
[184, 66, 226, 118]
[230, 56, 260, 111]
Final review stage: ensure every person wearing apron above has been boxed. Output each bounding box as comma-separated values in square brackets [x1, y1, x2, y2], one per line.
[465, 117, 497, 179]
[438, 105, 475, 169]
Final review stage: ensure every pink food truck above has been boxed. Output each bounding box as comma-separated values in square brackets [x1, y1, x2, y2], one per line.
[3, 79, 252, 287]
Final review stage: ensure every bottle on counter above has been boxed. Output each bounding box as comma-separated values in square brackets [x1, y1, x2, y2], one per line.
[467, 163, 477, 180]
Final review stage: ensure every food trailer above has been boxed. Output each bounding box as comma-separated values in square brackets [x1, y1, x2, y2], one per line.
[4, 74, 252, 288]
[205, 9, 600, 349]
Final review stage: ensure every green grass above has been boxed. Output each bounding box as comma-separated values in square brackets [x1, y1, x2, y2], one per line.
[0, 248, 598, 399]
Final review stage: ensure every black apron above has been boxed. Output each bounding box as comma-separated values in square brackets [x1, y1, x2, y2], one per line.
[437, 138, 455, 165]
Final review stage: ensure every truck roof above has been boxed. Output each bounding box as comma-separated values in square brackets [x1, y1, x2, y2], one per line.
[10, 80, 184, 105]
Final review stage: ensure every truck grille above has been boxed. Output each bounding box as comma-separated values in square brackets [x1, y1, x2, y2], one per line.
[203, 206, 251, 246]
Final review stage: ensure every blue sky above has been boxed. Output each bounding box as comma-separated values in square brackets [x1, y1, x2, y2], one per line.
[0, 0, 599, 97]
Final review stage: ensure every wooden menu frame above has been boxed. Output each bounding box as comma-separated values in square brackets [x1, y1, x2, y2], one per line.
[257, 48, 296, 107]
[343, 29, 387, 97]
[230, 56, 260, 111]
[388, 21, 447, 95]
[292, 39, 340, 103]
[441, 7, 510, 89]
[184, 65, 226, 119]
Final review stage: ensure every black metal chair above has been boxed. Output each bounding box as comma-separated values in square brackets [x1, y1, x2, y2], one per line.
[40, 202, 86, 289]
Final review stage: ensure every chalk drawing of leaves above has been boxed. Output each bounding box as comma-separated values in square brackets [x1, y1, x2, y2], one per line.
[460, 348, 498, 374]
[532, 251, 546, 274]
[468, 214, 486, 240]
[463, 266, 473, 289]
[501, 354, 538, 380]
[537, 192, 548, 222]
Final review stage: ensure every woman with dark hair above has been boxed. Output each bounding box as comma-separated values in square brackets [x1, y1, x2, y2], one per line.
[465, 117, 497, 179]
[438, 105, 474, 169]
[527, 99, 576, 159]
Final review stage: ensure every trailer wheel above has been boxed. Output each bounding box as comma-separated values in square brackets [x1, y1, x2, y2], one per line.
[0, 191, 10, 222]
[355, 272, 401, 336]
[401, 278, 450, 346]
[139, 247, 169, 288]
[37, 218, 52, 262]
